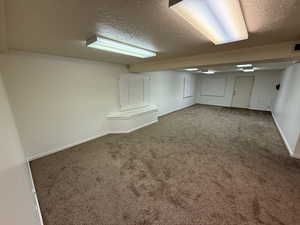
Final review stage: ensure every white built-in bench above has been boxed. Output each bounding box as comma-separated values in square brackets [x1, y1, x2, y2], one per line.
[107, 105, 158, 133]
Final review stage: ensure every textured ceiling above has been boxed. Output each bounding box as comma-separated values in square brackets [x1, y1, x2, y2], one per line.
[5, 0, 300, 64]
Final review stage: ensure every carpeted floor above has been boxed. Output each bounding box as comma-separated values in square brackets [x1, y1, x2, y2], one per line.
[30, 104, 300, 225]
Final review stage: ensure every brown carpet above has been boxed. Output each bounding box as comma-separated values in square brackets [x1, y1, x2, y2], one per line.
[30, 104, 300, 225]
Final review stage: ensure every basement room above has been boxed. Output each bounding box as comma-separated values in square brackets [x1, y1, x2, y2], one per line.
[1, 0, 300, 225]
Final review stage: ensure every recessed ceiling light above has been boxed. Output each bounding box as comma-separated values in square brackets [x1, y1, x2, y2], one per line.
[202, 70, 215, 74]
[86, 36, 156, 58]
[236, 64, 253, 68]
[242, 68, 255, 72]
[184, 68, 199, 71]
[169, 0, 248, 45]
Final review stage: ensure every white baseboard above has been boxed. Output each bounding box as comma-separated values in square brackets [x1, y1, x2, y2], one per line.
[26, 161, 44, 225]
[28, 120, 159, 161]
[196, 101, 271, 112]
[109, 119, 158, 134]
[27, 131, 109, 161]
[271, 112, 300, 159]
[249, 107, 270, 111]
[159, 103, 196, 117]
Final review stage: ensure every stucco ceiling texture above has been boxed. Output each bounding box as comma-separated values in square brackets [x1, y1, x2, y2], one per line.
[5, 0, 300, 64]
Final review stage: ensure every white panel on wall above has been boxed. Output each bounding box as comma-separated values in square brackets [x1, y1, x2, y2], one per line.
[119, 76, 130, 107]
[143, 76, 151, 105]
[200, 77, 226, 97]
[119, 73, 150, 111]
[183, 75, 194, 98]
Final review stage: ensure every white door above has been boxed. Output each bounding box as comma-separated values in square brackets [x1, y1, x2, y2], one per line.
[231, 76, 254, 108]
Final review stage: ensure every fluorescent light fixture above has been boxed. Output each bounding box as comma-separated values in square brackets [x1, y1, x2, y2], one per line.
[201, 70, 215, 74]
[237, 64, 252, 68]
[184, 68, 198, 71]
[203, 71, 215, 74]
[86, 36, 156, 58]
[169, 0, 248, 45]
[242, 68, 255, 72]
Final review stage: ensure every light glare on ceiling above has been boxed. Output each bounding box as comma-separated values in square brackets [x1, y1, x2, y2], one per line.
[86, 36, 156, 58]
[169, 0, 248, 45]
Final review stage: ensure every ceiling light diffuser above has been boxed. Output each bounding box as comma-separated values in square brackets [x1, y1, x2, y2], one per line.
[86, 36, 156, 58]
[242, 68, 255, 72]
[202, 70, 215, 74]
[169, 0, 248, 45]
[185, 68, 199, 71]
[237, 64, 252, 68]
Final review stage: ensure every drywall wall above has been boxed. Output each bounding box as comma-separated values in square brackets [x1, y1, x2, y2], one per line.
[272, 64, 300, 157]
[1, 52, 196, 160]
[197, 70, 282, 111]
[1, 52, 127, 159]
[144, 71, 197, 116]
[0, 72, 40, 225]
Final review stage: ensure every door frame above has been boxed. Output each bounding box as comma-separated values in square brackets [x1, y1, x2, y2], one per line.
[231, 76, 255, 109]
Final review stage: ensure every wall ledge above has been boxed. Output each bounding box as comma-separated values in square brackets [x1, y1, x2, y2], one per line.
[107, 105, 158, 119]
[107, 105, 158, 134]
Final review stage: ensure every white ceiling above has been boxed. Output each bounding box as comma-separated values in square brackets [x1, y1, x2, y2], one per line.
[5, 0, 300, 64]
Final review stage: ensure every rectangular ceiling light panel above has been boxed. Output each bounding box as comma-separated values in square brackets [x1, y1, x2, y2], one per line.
[169, 0, 248, 45]
[202, 70, 215, 74]
[87, 36, 156, 58]
[242, 68, 255, 72]
[237, 64, 252, 68]
[184, 68, 198, 71]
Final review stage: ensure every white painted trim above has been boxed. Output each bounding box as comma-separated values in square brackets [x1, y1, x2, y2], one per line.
[271, 112, 300, 159]
[249, 107, 270, 111]
[195, 101, 230, 107]
[109, 119, 158, 134]
[27, 131, 108, 161]
[195, 102, 271, 112]
[26, 160, 44, 225]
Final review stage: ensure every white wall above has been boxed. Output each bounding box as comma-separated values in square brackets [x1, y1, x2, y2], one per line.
[196, 70, 282, 111]
[0, 72, 40, 225]
[272, 64, 300, 158]
[145, 71, 197, 116]
[1, 52, 197, 160]
[1, 52, 127, 159]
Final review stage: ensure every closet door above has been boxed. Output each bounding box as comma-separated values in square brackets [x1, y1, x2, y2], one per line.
[231, 76, 254, 108]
